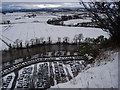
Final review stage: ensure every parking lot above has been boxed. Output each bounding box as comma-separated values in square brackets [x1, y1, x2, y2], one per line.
[2, 60, 87, 89]
[37, 63, 50, 88]
[2, 72, 15, 89]
[1, 55, 85, 77]
[1, 51, 87, 89]
[16, 66, 33, 88]
[53, 61, 67, 84]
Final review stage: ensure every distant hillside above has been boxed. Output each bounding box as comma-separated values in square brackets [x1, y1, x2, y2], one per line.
[2, 7, 85, 13]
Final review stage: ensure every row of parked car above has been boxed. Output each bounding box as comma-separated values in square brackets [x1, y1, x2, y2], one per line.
[1, 65, 19, 75]
[1, 58, 45, 76]
[37, 63, 50, 88]
[17, 67, 33, 88]
[3, 55, 83, 76]
[1, 52, 82, 76]
[2, 75, 13, 88]
[54, 61, 67, 84]
[69, 61, 86, 77]
[39, 51, 79, 57]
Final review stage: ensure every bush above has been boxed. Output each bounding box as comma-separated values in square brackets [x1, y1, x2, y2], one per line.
[93, 35, 107, 45]
[78, 43, 99, 58]
[100, 37, 119, 49]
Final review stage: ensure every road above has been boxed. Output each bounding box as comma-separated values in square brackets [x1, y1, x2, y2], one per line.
[1, 55, 85, 77]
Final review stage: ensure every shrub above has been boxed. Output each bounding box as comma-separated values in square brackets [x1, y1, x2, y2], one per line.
[78, 43, 99, 58]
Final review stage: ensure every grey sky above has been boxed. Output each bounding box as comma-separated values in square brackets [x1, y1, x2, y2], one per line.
[2, 0, 118, 10]
[2, 0, 118, 2]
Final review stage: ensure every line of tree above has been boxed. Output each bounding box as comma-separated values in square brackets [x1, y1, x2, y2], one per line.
[7, 34, 84, 50]
[2, 35, 107, 63]
[47, 13, 101, 28]
[47, 13, 86, 25]
[1, 20, 10, 24]
[7, 34, 108, 51]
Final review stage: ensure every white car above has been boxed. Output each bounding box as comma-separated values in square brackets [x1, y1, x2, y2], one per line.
[56, 58, 60, 60]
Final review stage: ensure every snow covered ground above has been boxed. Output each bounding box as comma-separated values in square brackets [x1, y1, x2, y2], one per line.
[64, 18, 91, 25]
[2, 12, 109, 50]
[51, 51, 118, 88]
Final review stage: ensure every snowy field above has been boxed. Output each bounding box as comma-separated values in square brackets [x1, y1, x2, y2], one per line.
[2, 12, 109, 50]
[51, 51, 118, 88]
[64, 18, 91, 25]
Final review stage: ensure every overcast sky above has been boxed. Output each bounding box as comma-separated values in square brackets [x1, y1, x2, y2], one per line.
[2, 0, 80, 2]
[1, 0, 85, 10]
[2, 0, 117, 2]
[2, 2, 82, 10]
[1, 0, 118, 10]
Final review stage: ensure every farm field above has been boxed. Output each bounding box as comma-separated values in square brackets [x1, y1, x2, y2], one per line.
[2, 12, 109, 50]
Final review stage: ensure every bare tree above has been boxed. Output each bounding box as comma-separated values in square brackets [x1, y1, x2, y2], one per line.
[47, 36, 52, 44]
[30, 39, 34, 46]
[73, 35, 78, 44]
[20, 42, 23, 48]
[57, 37, 61, 44]
[14, 39, 22, 48]
[80, 1, 120, 46]
[73, 34, 84, 44]
[57, 37, 61, 51]
[35, 38, 40, 45]
[63, 37, 69, 44]
[77, 34, 84, 44]
[40, 37, 44, 44]
[25, 40, 29, 48]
